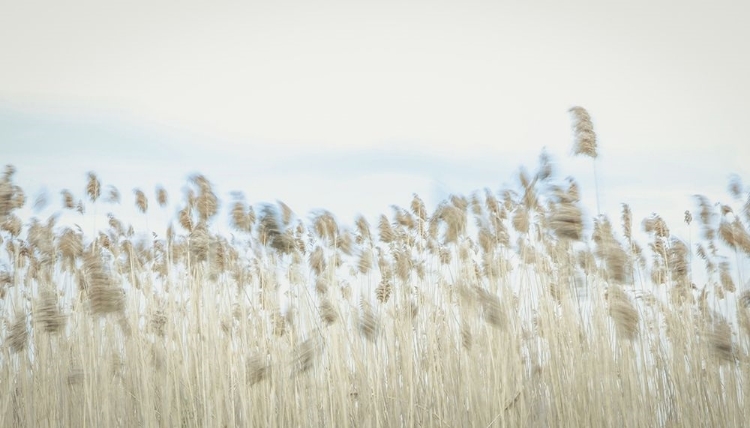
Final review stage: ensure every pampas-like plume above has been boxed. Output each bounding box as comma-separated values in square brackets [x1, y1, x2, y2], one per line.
[61, 190, 75, 209]
[718, 218, 750, 255]
[155, 186, 168, 208]
[35, 285, 67, 334]
[477, 227, 494, 253]
[378, 214, 394, 244]
[319, 299, 338, 325]
[359, 299, 379, 342]
[107, 213, 126, 237]
[607, 285, 639, 340]
[8, 311, 29, 353]
[188, 223, 211, 263]
[357, 248, 373, 274]
[549, 201, 583, 241]
[643, 214, 670, 238]
[270, 230, 297, 255]
[315, 276, 329, 295]
[247, 354, 268, 385]
[28, 218, 55, 257]
[104, 185, 120, 204]
[309, 246, 326, 276]
[355, 215, 371, 244]
[537, 149, 554, 181]
[258, 204, 282, 247]
[0, 174, 13, 218]
[394, 246, 411, 281]
[728, 174, 743, 199]
[313, 211, 337, 244]
[512, 206, 530, 234]
[393, 207, 416, 230]
[375, 277, 392, 303]
[411, 194, 427, 221]
[58, 227, 83, 265]
[83, 249, 125, 315]
[150, 305, 167, 337]
[668, 238, 690, 283]
[569, 106, 598, 158]
[86, 172, 100, 202]
[474, 287, 506, 329]
[1, 214, 22, 237]
[196, 189, 218, 222]
[272, 311, 286, 337]
[484, 189, 500, 216]
[179, 206, 194, 232]
[593, 217, 630, 283]
[739, 290, 750, 308]
[439, 204, 467, 244]
[230, 200, 252, 232]
[32, 189, 49, 212]
[621, 204, 632, 241]
[336, 230, 354, 255]
[704, 319, 735, 363]
[134, 189, 148, 214]
[718, 261, 735, 293]
[11, 185, 25, 210]
[295, 337, 321, 374]
[694, 195, 716, 240]
[278, 201, 294, 226]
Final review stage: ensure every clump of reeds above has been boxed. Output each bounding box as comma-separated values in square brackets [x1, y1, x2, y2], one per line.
[1, 109, 749, 427]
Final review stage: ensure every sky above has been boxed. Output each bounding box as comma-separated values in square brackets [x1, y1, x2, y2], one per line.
[1, 0, 749, 241]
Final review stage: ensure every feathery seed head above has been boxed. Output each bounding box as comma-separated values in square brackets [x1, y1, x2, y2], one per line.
[86, 172, 101, 202]
[569, 106, 598, 158]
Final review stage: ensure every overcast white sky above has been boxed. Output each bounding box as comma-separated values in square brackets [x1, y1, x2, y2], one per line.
[1, 0, 749, 236]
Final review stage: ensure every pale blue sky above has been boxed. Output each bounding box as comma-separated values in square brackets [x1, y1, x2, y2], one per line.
[1, 0, 748, 236]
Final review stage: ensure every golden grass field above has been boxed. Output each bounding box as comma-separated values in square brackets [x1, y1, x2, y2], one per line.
[1, 108, 749, 427]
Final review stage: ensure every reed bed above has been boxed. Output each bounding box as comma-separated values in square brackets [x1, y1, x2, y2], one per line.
[1, 108, 749, 427]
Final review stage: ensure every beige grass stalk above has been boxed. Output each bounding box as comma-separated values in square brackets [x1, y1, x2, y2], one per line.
[569, 106, 601, 216]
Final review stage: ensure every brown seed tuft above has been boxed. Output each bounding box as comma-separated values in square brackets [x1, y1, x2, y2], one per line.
[704, 319, 735, 363]
[86, 172, 101, 202]
[739, 290, 750, 309]
[133, 189, 148, 213]
[155, 186, 168, 208]
[375, 278, 392, 303]
[246, 354, 268, 385]
[7, 312, 29, 353]
[718, 261, 735, 293]
[475, 287, 506, 329]
[549, 202, 583, 241]
[61, 190, 75, 209]
[569, 106, 598, 158]
[309, 246, 326, 276]
[359, 299, 379, 342]
[294, 337, 321, 374]
[83, 249, 125, 315]
[319, 299, 338, 325]
[607, 285, 639, 340]
[35, 286, 67, 334]
[512, 206, 529, 234]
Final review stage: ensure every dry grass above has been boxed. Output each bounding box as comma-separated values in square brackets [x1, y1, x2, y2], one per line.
[1, 112, 749, 427]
